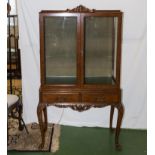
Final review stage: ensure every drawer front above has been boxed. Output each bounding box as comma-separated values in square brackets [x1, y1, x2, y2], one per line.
[82, 93, 119, 103]
[42, 93, 80, 103]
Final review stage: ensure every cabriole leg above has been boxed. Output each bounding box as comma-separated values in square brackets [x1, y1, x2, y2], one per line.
[110, 105, 115, 132]
[37, 102, 46, 149]
[43, 106, 48, 132]
[115, 103, 124, 150]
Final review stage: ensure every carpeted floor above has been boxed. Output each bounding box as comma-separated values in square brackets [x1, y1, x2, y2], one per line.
[7, 79, 61, 153]
[8, 118, 60, 153]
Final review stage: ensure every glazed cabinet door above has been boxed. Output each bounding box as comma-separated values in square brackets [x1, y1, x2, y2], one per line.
[40, 13, 80, 85]
[81, 13, 122, 86]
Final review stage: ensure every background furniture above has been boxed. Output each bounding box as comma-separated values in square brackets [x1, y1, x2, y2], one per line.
[37, 5, 124, 150]
[7, 2, 21, 94]
[7, 94, 28, 134]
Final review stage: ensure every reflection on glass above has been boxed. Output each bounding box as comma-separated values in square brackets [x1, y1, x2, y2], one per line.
[84, 17, 118, 84]
[44, 17, 77, 84]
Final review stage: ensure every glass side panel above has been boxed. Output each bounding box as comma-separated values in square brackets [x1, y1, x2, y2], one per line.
[44, 17, 77, 84]
[84, 16, 118, 84]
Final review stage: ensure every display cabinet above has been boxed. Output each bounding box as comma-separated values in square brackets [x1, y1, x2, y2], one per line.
[37, 5, 124, 150]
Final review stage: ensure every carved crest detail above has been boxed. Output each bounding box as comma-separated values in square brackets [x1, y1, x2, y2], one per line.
[66, 5, 95, 12]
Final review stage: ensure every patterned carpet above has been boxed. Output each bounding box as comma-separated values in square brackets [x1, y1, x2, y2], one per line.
[7, 80, 60, 152]
[8, 119, 60, 152]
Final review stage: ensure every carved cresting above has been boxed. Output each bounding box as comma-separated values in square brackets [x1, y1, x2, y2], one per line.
[66, 5, 95, 12]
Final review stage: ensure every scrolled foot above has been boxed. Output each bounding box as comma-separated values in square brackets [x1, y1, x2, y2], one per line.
[115, 143, 122, 151]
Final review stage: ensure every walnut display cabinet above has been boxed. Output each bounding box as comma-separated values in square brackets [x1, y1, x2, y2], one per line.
[37, 5, 124, 150]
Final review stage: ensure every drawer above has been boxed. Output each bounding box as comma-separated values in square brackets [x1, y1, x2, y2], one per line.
[82, 93, 119, 103]
[42, 93, 80, 103]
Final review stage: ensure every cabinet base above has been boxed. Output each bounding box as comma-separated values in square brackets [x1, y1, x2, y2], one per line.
[37, 102, 124, 150]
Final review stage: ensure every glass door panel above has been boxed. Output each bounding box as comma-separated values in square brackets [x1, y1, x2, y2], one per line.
[84, 16, 118, 84]
[44, 16, 77, 84]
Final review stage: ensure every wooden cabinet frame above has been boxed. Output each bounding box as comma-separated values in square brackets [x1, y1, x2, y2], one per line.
[37, 5, 124, 150]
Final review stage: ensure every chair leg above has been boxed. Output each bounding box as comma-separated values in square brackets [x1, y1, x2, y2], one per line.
[21, 118, 29, 134]
[18, 103, 24, 130]
[18, 102, 29, 134]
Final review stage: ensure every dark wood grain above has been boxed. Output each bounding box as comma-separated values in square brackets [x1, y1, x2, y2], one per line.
[38, 5, 124, 150]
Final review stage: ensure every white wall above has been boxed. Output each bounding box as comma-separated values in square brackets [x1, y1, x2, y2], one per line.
[17, 0, 147, 129]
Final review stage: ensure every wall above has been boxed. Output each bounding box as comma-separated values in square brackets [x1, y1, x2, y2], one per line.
[17, 0, 147, 129]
